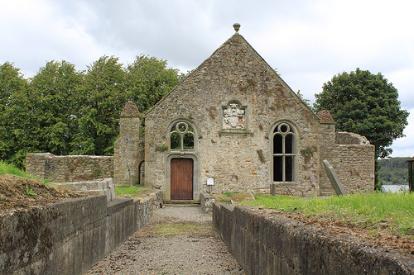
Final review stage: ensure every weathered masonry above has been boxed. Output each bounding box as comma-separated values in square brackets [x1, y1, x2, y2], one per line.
[0, 192, 162, 275]
[213, 203, 414, 275]
[114, 25, 375, 201]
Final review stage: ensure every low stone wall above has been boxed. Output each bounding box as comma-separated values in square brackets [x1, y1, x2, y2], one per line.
[213, 203, 414, 275]
[200, 192, 215, 213]
[0, 191, 162, 275]
[26, 153, 113, 182]
[53, 178, 115, 202]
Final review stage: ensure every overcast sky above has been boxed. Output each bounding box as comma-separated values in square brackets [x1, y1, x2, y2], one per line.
[1, 0, 413, 157]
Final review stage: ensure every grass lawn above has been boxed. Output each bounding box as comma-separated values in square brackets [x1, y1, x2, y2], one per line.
[115, 185, 149, 198]
[242, 193, 414, 237]
[0, 161, 44, 182]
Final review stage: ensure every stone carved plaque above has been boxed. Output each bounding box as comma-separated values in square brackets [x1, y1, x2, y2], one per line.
[222, 102, 246, 129]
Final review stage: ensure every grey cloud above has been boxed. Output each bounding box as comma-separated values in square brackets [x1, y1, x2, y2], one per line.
[1, 0, 413, 155]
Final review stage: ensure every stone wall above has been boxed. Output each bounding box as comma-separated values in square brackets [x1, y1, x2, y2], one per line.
[213, 203, 414, 275]
[0, 192, 162, 275]
[25, 153, 113, 183]
[336, 131, 370, 145]
[319, 126, 375, 196]
[200, 192, 215, 213]
[53, 178, 115, 202]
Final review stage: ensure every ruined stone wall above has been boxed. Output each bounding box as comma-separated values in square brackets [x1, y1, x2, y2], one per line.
[213, 204, 414, 275]
[319, 126, 375, 195]
[323, 144, 375, 193]
[0, 192, 163, 275]
[145, 34, 321, 200]
[336, 131, 370, 145]
[113, 101, 142, 185]
[26, 153, 113, 183]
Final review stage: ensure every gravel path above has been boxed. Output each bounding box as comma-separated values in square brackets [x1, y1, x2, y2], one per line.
[86, 205, 243, 275]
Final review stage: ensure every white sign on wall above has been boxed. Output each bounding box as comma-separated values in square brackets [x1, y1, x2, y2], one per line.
[206, 177, 215, 186]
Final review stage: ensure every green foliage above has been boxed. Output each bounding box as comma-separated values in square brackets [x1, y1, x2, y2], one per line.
[126, 55, 179, 112]
[72, 56, 127, 155]
[378, 157, 410, 185]
[0, 55, 180, 167]
[24, 185, 37, 197]
[0, 161, 48, 185]
[0, 161, 33, 178]
[243, 193, 414, 236]
[0, 63, 29, 166]
[155, 143, 169, 152]
[314, 69, 409, 159]
[30, 61, 83, 155]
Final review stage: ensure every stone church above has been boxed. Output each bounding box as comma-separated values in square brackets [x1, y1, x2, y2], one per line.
[114, 25, 375, 201]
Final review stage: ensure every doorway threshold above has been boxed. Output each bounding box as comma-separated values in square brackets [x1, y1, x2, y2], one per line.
[165, 200, 200, 205]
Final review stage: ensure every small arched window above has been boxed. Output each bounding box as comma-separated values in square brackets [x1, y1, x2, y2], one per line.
[170, 121, 195, 151]
[273, 123, 296, 182]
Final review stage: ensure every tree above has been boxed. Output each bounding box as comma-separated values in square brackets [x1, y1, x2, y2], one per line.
[0, 63, 30, 166]
[72, 56, 127, 155]
[0, 55, 181, 166]
[314, 68, 409, 159]
[126, 55, 179, 112]
[0, 63, 27, 111]
[30, 61, 83, 155]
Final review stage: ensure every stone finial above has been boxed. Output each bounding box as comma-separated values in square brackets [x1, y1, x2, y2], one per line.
[233, 23, 240, 32]
[317, 110, 335, 124]
[120, 101, 140, 118]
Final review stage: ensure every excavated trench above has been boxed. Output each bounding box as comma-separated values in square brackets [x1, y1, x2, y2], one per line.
[86, 205, 243, 275]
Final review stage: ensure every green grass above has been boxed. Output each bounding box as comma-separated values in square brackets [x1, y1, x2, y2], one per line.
[115, 185, 147, 197]
[242, 193, 414, 236]
[0, 161, 38, 179]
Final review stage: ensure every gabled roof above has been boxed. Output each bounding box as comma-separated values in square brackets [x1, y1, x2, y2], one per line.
[145, 32, 319, 121]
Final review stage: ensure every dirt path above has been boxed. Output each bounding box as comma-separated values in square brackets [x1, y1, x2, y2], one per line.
[87, 205, 243, 275]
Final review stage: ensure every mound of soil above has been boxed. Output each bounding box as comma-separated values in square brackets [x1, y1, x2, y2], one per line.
[262, 209, 414, 257]
[0, 175, 82, 212]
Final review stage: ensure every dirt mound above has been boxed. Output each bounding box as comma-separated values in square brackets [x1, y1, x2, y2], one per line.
[263, 209, 414, 257]
[0, 175, 82, 212]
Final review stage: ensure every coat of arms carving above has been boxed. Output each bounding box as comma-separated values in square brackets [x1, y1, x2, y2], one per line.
[222, 102, 246, 129]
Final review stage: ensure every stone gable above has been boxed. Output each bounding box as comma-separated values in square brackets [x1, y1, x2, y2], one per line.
[147, 33, 317, 124]
[144, 33, 324, 200]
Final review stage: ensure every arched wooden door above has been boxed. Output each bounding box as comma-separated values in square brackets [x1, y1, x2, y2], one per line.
[170, 158, 193, 200]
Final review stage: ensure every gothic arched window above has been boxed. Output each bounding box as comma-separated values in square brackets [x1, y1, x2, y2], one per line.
[272, 122, 296, 182]
[170, 121, 195, 151]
